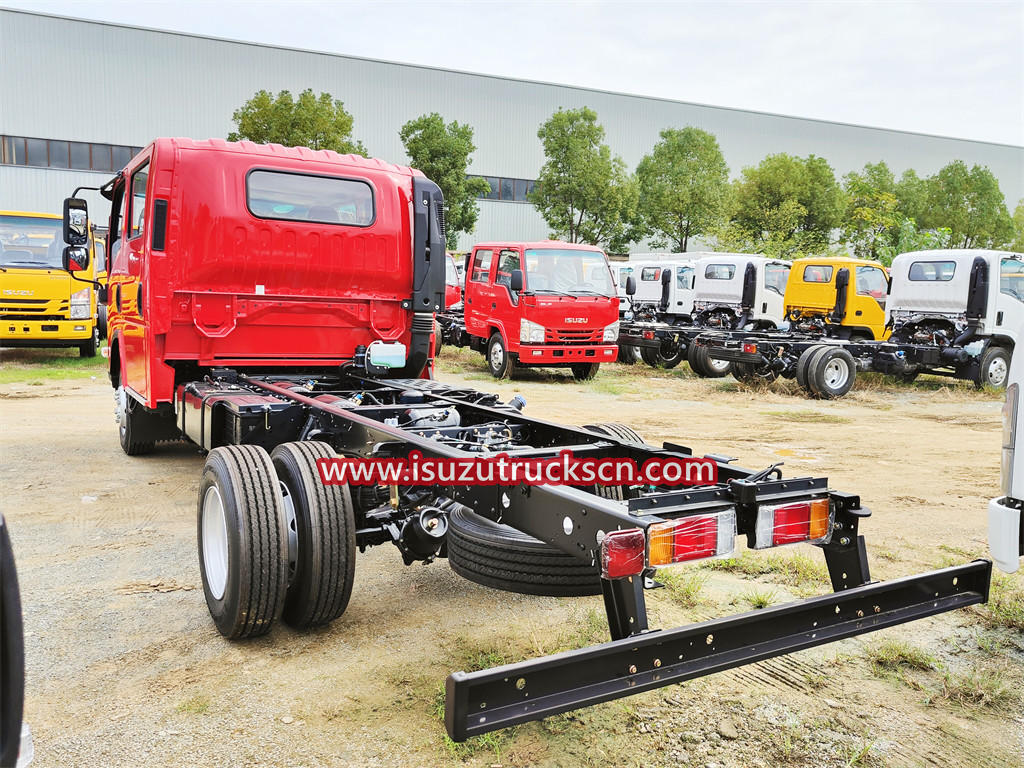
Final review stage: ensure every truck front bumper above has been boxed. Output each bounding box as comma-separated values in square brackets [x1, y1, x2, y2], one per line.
[988, 497, 1022, 573]
[446, 559, 991, 741]
[517, 344, 618, 364]
[1, 318, 93, 346]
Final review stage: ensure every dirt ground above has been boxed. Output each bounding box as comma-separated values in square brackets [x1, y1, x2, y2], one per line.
[1, 348, 1022, 768]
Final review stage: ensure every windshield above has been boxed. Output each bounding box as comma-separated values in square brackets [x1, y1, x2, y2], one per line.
[0, 215, 66, 269]
[446, 255, 459, 286]
[524, 248, 615, 296]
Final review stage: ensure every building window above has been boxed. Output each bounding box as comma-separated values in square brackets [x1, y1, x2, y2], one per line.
[468, 175, 537, 203]
[0, 135, 143, 172]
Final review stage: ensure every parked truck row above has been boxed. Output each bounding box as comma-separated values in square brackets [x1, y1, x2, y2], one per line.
[53, 137, 994, 742]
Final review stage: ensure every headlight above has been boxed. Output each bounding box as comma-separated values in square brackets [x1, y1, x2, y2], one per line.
[520, 319, 545, 344]
[70, 287, 91, 319]
[603, 321, 619, 342]
[1002, 383, 1019, 496]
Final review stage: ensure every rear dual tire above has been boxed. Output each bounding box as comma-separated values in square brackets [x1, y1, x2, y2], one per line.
[687, 344, 731, 378]
[797, 345, 857, 399]
[198, 442, 355, 639]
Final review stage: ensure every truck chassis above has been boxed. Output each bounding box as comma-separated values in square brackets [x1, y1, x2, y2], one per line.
[179, 366, 991, 741]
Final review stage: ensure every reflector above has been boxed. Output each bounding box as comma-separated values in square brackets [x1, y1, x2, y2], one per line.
[600, 528, 646, 579]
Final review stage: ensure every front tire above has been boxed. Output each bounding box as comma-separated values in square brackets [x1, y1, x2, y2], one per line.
[79, 328, 98, 358]
[976, 345, 1010, 389]
[486, 332, 516, 379]
[807, 347, 857, 399]
[616, 344, 639, 364]
[433, 320, 443, 356]
[116, 385, 154, 455]
[198, 445, 289, 639]
[571, 362, 600, 380]
[271, 441, 356, 630]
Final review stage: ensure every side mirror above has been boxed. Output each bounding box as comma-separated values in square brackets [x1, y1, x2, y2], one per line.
[510, 269, 524, 293]
[661, 268, 672, 286]
[62, 246, 90, 273]
[63, 197, 89, 247]
[625, 275, 637, 296]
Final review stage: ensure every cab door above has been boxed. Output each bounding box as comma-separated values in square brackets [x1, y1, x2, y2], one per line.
[493, 248, 523, 344]
[852, 265, 888, 339]
[464, 248, 494, 338]
[118, 155, 152, 398]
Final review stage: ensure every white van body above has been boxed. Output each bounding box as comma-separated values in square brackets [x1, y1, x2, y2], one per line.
[887, 250, 1023, 344]
[691, 254, 790, 328]
[989, 352, 1023, 573]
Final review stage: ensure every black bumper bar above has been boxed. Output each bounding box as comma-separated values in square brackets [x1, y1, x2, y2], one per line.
[445, 559, 990, 741]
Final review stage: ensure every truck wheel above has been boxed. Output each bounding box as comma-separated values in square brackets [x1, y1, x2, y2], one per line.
[687, 344, 731, 378]
[487, 332, 516, 379]
[733, 361, 778, 384]
[807, 348, 857, 399]
[116, 385, 155, 455]
[447, 506, 602, 597]
[976, 346, 1010, 389]
[434, 320, 444, 356]
[1, 519, 25, 768]
[640, 342, 685, 369]
[583, 422, 645, 501]
[98, 304, 108, 340]
[198, 445, 289, 639]
[79, 328, 98, 358]
[616, 344, 639, 364]
[795, 344, 826, 391]
[271, 441, 356, 629]
[571, 362, 600, 380]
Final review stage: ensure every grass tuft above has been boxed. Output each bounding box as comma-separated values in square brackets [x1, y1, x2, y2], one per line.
[656, 569, 709, 608]
[701, 550, 829, 591]
[866, 638, 934, 672]
[739, 587, 777, 609]
[933, 666, 1020, 711]
[175, 695, 210, 715]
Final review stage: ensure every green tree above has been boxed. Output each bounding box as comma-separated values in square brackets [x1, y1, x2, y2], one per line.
[634, 127, 730, 251]
[529, 107, 638, 250]
[228, 88, 366, 155]
[877, 219, 952, 266]
[842, 161, 901, 260]
[921, 160, 1013, 248]
[718, 153, 845, 258]
[399, 113, 490, 249]
[894, 168, 930, 224]
[1011, 200, 1024, 252]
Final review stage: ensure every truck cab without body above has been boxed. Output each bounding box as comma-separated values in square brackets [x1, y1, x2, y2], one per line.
[692, 254, 790, 330]
[989, 353, 1024, 573]
[0, 210, 102, 357]
[462, 241, 619, 380]
[61, 139, 993, 743]
[785, 256, 890, 341]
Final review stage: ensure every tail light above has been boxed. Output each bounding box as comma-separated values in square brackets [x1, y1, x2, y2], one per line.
[600, 528, 646, 579]
[643, 330, 655, 340]
[648, 510, 736, 566]
[743, 342, 758, 354]
[754, 498, 832, 549]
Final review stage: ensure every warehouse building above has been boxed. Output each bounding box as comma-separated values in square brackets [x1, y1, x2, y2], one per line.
[1, 8, 1022, 251]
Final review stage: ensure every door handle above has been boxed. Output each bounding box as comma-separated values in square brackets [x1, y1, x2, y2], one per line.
[491, 303, 496, 309]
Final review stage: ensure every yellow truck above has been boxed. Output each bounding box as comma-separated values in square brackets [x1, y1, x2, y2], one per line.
[0, 210, 102, 357]
[784, 255, 890, 341]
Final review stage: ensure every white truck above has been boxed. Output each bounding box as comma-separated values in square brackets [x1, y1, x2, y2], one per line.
[887, 250, 1023, 388]
[989, 352, 1023, 573]
[617, 256, 696, 322]
[691, 254, 791, 330]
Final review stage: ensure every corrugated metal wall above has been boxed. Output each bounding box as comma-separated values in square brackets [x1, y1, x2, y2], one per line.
[2, 9, 1021, 252]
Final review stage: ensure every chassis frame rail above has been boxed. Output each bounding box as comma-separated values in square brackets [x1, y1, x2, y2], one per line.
[445, 559, 991, 741]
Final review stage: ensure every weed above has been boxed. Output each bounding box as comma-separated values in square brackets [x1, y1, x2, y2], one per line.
[702, 550, 829, 590]
[656, 569, 709, 608]
[739, 587, 777, 609]
[175, 695, 210, 715]
[975, 572, 1024, 631]
[933, 666, 1019, 711]
[866, 638, 935, 672]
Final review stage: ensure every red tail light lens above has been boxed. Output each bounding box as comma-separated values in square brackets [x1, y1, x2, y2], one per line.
[643, 330, 655, 340]
[648, 510, 736, 566]
[743, 343, 758, 354]
[600, 528, 647, 579]
[754, 498, 832, 549]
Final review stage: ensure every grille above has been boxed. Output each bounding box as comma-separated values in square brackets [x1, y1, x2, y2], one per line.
[1, 314, 67, 321]
[545, 328, 603, 344]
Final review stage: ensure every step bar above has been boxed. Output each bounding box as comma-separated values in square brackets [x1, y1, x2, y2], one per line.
[445, 559, 991, 741]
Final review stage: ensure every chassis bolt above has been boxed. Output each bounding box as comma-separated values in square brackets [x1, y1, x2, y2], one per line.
[856, 610, 864, 618]
[839, 537, 851, 546]
[653, 658, 662, 668]
[628, 665, 638, 674]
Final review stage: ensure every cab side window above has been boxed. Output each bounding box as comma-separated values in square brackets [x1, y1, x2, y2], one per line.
[495, 249, 521, 291]
[108, 183, 126, 264]
[470, 249, 493, 283]
[1000, 258, 1024, 302]
[128, 162, 149, 241]
[677, 267, 694, 290]
[764, 264, 789, 295]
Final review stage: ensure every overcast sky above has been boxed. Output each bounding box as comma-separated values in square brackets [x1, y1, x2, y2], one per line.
[5, 0, 1022, 145]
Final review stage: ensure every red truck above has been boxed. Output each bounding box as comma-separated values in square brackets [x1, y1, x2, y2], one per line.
[59, 138, 991, 743]
[461, 241, 619, 379]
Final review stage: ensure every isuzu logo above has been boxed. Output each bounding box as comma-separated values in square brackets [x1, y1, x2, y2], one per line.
[3, 290, 33, 296]
[564, 317, 588, 324]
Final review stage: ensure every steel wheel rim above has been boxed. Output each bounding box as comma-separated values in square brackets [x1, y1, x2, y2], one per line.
[201, 485, 229, 600]
[710, 357, 730, 373]
[490, 341, 504, 371]
[116, 386, 127, 439]
[988, 356, 1008, 387]
[823, 359, 849, 389]
[280, 480, 298, 586]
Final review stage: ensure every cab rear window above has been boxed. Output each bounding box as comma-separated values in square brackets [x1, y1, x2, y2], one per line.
[704, 264, 736, 280]
[908, 261, 956, 281]
[246, 169, 374, 226]
[802, 265, 833, 283]
[641, 267, 661, 281]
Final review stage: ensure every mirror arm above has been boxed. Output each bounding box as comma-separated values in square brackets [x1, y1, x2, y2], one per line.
[69, 274, 104, 290]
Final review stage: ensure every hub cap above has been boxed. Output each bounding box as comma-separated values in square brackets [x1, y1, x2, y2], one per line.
[280, 481, 298, 585]
[490, 341, 505, 371]
[823, 358, 850, 390]
[201, 485, 229, 600]
[710, 357, 731, 373]
[987, 356, 1008, 387]
[115, 386, 128, 438]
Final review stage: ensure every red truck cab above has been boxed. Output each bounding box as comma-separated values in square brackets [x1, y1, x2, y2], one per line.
[445, 252, 462, 308]
[463, 241, 619, 379]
